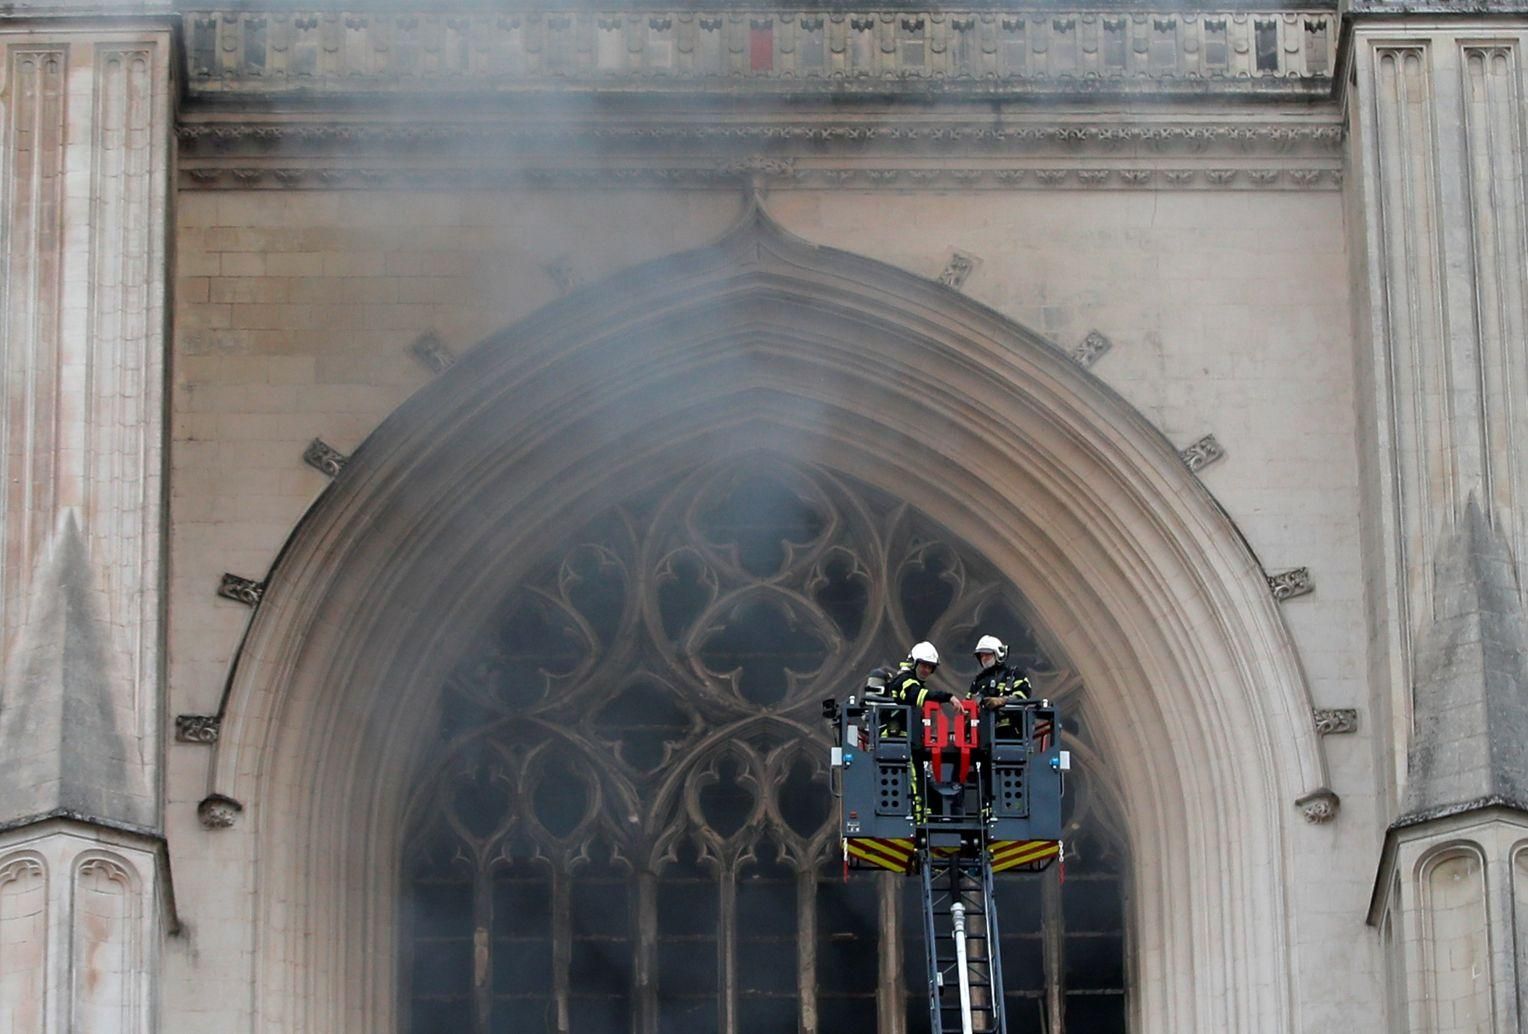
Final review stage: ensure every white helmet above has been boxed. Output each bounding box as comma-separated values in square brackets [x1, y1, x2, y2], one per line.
[907, 641, 940, 668]
[973, 634, 1008, 663]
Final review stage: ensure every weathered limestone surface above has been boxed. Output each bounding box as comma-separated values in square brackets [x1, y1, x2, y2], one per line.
[0, 26, 172, 824]
[1399, 498, 1528, 823]
[1350, 16, 1528, 1034]
[1351, 23, 1528, 802]
[0, 513, 153, 829]
[13, 2, 1528, 1033]
[0, 19, 173, 1034]
[161, 180, 1372, 1031]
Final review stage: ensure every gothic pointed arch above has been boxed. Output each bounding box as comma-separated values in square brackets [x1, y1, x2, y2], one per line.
[198, 202, 1331, 1031]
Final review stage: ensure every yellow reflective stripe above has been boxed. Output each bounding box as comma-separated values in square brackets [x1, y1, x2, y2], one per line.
[989, 840, 1061, 872]
[847, 838, 916, 873]
[990, 839, 1058, 860]
[847, 844, 906, 873]
[914, 686, 928, 707]
[847, 837, 914, 859]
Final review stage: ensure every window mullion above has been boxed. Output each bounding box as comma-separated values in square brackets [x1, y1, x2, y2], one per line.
[877, 871, 905, 1034]
[1043, 867, 1066, 1033]
[551, 865, 573, 1033]
[634, 869, 659, 1034]
[718, 858, 739, 1033]
[797, 867, 818, 1034]
[473, 860, 493, 1034]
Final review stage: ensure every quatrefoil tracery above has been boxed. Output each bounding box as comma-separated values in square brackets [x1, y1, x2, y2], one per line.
[410, 455, 1109, 876]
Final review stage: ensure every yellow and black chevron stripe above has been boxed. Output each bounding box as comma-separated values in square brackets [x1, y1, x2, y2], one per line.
[845, 837, 916, 874]
[989, 839, 1061, 873]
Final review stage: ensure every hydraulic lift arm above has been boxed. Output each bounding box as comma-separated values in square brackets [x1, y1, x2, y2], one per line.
[824, 691, 1069, 1034]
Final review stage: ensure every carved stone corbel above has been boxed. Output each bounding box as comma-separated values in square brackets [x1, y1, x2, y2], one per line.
[1312, 708, 1357, 735]
[303, 438, 349, 477]
[1179, 434, 1225, 473]
[1267, 567, 1313, 601]
[1071, 329, 1113, 367]
[409, 331, 455, 374]
[1294, 787, 1339, 824]
[198, 793, 245, 829]
[217, 573, 265, 606]
[175, 714, 222, 744]
[937, 250, 980, 290]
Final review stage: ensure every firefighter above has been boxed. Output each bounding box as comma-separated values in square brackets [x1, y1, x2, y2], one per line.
[969, 634, 1030, 735]
[876, 640, 953, 737]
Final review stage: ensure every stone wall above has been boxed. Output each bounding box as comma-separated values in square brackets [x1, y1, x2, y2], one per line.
[163, 180, 1376, 1029]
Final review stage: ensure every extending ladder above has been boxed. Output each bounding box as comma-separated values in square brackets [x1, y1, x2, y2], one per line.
[919, 834, 1006, 1034]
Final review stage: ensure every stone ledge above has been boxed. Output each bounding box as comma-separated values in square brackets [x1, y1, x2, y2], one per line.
[177, 161, 1344, 189]
[176, 117, 1346, 155]
[180, 7, 1337, 98]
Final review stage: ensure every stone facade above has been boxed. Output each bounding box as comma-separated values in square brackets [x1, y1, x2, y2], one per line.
[1, 1, 1526, 1031]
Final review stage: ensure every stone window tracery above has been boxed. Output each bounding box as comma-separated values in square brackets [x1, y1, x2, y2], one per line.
[400, 457, 1128, 1033]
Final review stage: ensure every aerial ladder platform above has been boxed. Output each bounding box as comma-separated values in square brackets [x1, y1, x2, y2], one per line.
[824, 686, 1068, 1034]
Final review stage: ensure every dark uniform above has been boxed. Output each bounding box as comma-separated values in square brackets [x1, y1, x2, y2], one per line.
[969, 663, 1030, 737]
[873, 661, 953, 737]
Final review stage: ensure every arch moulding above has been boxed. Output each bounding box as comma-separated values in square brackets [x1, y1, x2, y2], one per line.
[197, 203, 1331, 1032]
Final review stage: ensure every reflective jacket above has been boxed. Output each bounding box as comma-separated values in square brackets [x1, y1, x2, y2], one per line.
[969, 664, 1030, 703]
[887, 661, 953, 709]
[870, 662, 952, 736]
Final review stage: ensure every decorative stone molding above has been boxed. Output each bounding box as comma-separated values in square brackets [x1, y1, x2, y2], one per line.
[175, 715, 222, 744]
[175, 119, 1346, 158]
[1180, 433, 1226, 472]
[217, 573, 265, 607]
[181, 9, 1336, 99]
[197, 793, 244, 830]
[176, 162, 1343, 191]
[715, 155, 796, 177]
[938, 251, 980, 290]
[303, 438, 349, 477]
[409, 332, 455, 374]
[1072, 330, 1113, 367]
[1295, 787, 1340, 823]
[1312, 708, 1358, 735]
[1267, 567, 1312, 601]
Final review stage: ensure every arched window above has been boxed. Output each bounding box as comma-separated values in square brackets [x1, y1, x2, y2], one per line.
[400, 457, 1129, 1033]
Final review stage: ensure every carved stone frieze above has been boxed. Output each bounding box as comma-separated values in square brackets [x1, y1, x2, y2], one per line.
[217, 573, 265, 607]
[1072, 330, 1113, 367]
[1180, 434, 1226, 472]
[715, 155, 796, 177]
[938, 250, 980, 290]
[1312, 708, 1358, 735]
[1267, 567, 1313, 601]
[303, 438, 349, 477]
[175, 120, 1346, 158]
[409, 332, 456, 374]
[178, 163, 1343, 191]
[181, 9, 1336, 99]
[175, 715, 222, 744]
[198, 793, 245, 830]
[1294, 787, 1339, 824]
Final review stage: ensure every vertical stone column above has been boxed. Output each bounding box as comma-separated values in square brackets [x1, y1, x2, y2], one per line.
[1, 22, 171, 771]
[1352, 14, 1528, 1031]
[1351, 20, 1528, 791]
[0, 15, 173, 1034]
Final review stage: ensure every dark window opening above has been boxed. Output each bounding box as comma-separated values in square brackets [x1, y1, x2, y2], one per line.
[401, 458, 1128, 1032]
[1255, 20, 1279, 73]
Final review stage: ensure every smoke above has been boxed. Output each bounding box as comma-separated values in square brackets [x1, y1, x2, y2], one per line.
[172, 9, 1083, 1030]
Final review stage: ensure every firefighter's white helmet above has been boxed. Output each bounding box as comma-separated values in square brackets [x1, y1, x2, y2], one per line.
[907, 641, 940, 668]
[973, 634, 1008, 663]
